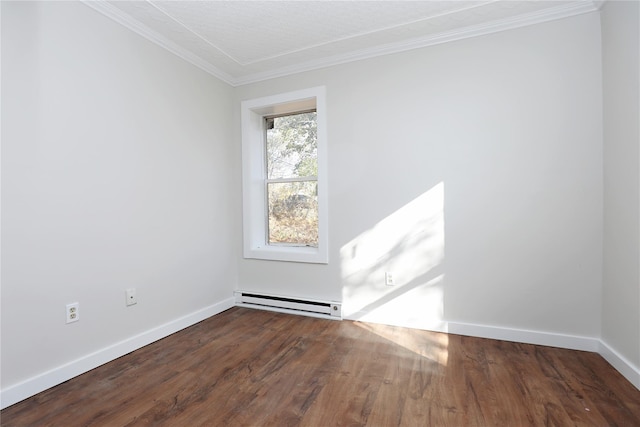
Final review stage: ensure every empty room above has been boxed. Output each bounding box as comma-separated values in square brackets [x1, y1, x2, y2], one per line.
[1, 0, 639, 425]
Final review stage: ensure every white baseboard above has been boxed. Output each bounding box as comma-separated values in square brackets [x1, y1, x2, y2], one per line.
[0, 297, 235, 410]
[448, 321, 600, 352]
[3, 302, 638, 410]
[447, 322, 640, 391]
[599, 340, 640, 390]
[346, 310, 601, 353]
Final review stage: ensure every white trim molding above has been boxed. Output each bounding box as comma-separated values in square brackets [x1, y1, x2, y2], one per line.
[234, 1, 603, 86]
[448, 321, 600, 352]
[344, 312, 602, 353]
[241, 87, 329, 264]
[0, 297, 235, 410]
[448, 322, 640, 390]
[599, 340, 640, 390]
[84, 0, 602, 87]
[82, 1, 235, 85]
[3, 302, 639, 409]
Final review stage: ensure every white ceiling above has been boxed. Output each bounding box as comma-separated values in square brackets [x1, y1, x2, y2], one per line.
[86, 0, 603, 86]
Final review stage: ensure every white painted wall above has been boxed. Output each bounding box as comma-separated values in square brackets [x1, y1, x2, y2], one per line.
[236, 12, 603, 337]
[1, 0, 237, 397]
[601, 0, 640, 372]
[5, 0, 633, 407]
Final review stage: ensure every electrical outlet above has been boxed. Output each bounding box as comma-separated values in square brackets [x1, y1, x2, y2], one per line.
[66, 302, 79, 323]
[126, 288, 137, 306]
[385, 272, 394, 286]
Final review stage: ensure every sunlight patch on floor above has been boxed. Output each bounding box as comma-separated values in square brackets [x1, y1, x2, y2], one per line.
[354, 317, 449, 366]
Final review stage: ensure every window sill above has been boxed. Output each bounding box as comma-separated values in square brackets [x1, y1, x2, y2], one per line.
[244, 244, 328, 264]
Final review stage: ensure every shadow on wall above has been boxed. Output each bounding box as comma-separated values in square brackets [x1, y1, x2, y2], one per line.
[341, 182, 446, 332]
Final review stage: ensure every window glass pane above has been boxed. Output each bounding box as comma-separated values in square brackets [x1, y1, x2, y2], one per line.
[268, 181, 318, 246]
[266, 112, 317, 179]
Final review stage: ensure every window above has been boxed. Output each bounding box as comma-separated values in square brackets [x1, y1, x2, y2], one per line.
[266, 111, 318, 246]
[241, 87, 328, 263]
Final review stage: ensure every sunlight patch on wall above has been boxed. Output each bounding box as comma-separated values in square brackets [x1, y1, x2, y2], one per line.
[352, 275, 445, 330]
[341, 182, 445, 331]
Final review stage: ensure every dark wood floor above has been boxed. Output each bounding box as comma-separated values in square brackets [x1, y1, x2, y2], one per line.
[2, 307, 639, 426]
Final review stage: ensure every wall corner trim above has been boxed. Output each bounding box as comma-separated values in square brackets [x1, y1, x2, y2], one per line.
[0, 297, 235, 410]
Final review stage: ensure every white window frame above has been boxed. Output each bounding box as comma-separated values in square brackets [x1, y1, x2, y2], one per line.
[241, 87, 328, 263]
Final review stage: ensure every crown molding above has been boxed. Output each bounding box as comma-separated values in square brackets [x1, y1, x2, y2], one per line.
[234, 0, 602, 86]
[82, 1, 235, 86]
[84, 0, 601, 87]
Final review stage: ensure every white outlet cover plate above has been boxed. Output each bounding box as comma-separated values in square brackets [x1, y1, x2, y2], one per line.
[126, 288, 137, 306]
[66, 302, 79, 323]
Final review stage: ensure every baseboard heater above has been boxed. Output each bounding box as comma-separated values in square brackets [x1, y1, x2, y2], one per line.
[234, 291, 342, 320]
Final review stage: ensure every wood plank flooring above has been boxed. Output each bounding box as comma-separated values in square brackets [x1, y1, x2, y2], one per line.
[2, 307, 639, 426]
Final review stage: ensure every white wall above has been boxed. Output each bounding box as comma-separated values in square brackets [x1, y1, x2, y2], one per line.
[236, 12, 603, 337]
[1, 0, 237, 398]
[601, 0, 640, 375]
[5, 0, 633, 408]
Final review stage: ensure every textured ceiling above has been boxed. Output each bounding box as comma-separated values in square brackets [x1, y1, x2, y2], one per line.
[86, 0, 603, 86]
